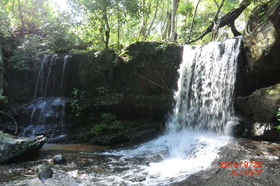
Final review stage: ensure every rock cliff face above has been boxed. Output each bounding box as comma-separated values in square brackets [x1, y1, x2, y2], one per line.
[235, 1, 280, 140]
[239, 1, 280, 96]
[69, 43, 182, 121]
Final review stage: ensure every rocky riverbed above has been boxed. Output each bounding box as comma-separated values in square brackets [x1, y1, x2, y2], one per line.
[0, 138, 279, 186]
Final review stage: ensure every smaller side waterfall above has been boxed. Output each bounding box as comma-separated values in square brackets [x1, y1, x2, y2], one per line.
[20, 97, 67, 137]
[34, 55, 69, 99]
[19, 55, 70, 139]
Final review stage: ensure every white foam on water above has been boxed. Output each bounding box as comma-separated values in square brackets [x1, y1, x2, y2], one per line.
[101, 130, 231, 185]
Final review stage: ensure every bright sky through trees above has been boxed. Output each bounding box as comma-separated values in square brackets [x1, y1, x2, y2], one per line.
[52, 0, 68, 11]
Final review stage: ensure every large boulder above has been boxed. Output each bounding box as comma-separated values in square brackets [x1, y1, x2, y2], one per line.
[0, 131, 47, 163]
[235, 83, 280, 140]
[239, 0, 280, 96]
[235, 83, 280, 123]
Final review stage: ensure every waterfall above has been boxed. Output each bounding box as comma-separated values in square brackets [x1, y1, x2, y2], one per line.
[34, 55, 68, 99]
[21, 97, 67, 137]
[100, 37, 243, 185]
[168, 37, 242, 135]
[60, 55, 68, 96]
[20, 55, 69, 138]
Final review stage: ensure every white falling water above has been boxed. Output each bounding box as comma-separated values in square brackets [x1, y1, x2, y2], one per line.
[168, 37, 242, 134]
[60, 55, 69, 96]
[34, 55, 49, 100]
[95, 37, 242, 185]
[22, 55, 69, 137]
[34, 54, 69, 99]
[21, 97, 67, 137]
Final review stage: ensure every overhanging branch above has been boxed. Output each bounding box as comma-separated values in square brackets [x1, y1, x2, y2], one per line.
[185, 0, 251, 44]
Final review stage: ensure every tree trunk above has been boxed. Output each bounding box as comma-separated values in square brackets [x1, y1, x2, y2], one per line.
[101, 9, 110, 51]
[139, 0, 148, 39]
[211, 0, 226, 40]
[162, 11, 171, 40]
[17, 0, 25, 35]
[187, 0, 202, 42]
[168, 0, 180, 42]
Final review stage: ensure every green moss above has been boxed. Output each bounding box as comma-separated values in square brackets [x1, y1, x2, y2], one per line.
[259, 84, 280, 97]
[265, 85, 280, 95]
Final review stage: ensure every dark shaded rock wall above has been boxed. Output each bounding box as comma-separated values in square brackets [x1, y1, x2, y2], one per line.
[239, 1, 280, 96]
[75, 42, 183, 121]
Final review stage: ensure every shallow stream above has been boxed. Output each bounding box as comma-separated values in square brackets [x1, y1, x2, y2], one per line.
[1, 136, 280, 186]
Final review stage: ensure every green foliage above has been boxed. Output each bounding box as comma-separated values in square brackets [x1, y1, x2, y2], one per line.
[274, 108, 280, 134]
[0, 96, 8, 104]
[90, 113, 124, 136]
[70, 88, 88, 117]
[89, 113, 142, 137]
[277, 108, 280, 122]
[0, 8, 11, 37]
[8, 35, 46, 71]
[0, 0, 275, 64]
[1, 0, 81, 72]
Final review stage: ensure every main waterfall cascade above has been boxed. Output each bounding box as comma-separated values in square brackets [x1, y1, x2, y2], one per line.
[91, 37, 243, 185]
[168, 37, 241, 134]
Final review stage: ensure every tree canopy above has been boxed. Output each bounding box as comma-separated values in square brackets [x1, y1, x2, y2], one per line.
[0, 0, 275, 54]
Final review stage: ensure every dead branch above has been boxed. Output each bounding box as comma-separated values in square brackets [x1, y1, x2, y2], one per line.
[0, 111, 18, 135]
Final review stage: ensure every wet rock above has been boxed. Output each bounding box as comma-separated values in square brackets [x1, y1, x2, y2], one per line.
[250, 122, 279, 141]
[89, 123, 162, 146]
[235, 83, 280, 123]
[0, 131, 47, 163]
[130, 128, 160, 143]
[53, 154, 67, 164]
[37, 162, 53, 182]
[118, 42, 182, 95]
[90, 134, 129, 146]
[226, 118, 246, 137]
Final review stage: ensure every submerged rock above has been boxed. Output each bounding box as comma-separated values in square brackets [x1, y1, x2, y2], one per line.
[0, 131, 47, 163]
[37, 162, 53, 182]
